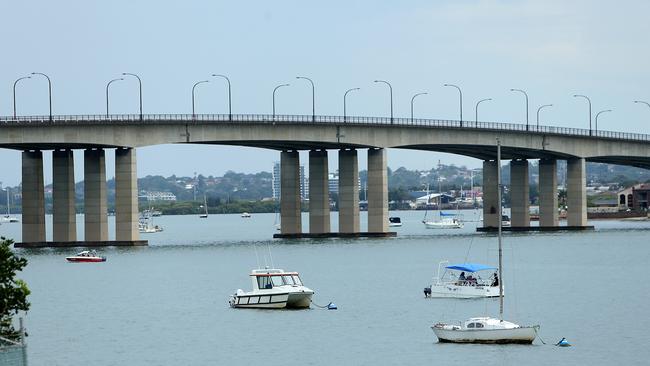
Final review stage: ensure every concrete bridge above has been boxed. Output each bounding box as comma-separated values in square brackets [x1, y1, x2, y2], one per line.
[2, 113, 650, 245]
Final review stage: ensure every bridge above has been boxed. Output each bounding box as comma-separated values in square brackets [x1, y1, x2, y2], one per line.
[2, 113, 650, 245]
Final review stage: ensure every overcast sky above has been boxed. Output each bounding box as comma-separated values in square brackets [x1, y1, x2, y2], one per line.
[1, 0, 649, 186]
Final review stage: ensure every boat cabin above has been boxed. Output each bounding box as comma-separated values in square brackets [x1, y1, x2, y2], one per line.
[389, 217, 402, 224]
[250, 269, 304, 290]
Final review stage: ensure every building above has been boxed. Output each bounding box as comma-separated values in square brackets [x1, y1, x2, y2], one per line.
[272, 162, 307, 200]
[139, 191, 177, 202]
[617, 183, 650, 211]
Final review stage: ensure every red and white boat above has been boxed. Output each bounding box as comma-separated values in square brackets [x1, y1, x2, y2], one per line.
[66, 250, 106, 263]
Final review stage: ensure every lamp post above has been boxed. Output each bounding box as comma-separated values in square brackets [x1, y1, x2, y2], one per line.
[212, 74, 232, 120]
[106, 78, 124, 117]
[475, 98, 492, 124]
[296, 76, 315, 122]
[510, 88, 529, 131]
[595, 109, 612, 132]
[410, 92, 427, 123]
[536, 104, 553, 128]
[192, 80, 209, 119]
[122, 73, 143, 120]
[443, 84, 463, 126]
[374, 80, 393, 124]
[31, 72, 52, 121]
[573, 94, 592, 135]
[272, 83, 290, 121]
[344, 87, 360, 123]
[634, 100, 650, 110]
[13, 76, 31, 119]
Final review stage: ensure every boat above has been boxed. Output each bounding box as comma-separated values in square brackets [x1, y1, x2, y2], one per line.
[424, 261, 501, 298]
[431, 138, 539, 344]
[229, 268, 314, 309]
[199, 195, 208, 218]
[66, 250, 106, 262]
[424, 215, 464, 229]
[1, 188, 19, 223]
[139, 210, 163, 233]
[241, 212, 251, 218]
[389, 216, 402, 227]
[502, 214, 511, 227]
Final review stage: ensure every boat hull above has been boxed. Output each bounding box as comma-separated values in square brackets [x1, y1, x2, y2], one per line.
[424, 222, 463, 229]
[230, 291, 313, 309]
[428, 284, 501, 298]
[66, 257, 106, 262]
[432, 325, 538, 344]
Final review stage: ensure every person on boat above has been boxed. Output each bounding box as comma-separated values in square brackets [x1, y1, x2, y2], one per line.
[491, 272, 499, 287]
[466, 274, 476, 286]
[457, 272, 466, 285]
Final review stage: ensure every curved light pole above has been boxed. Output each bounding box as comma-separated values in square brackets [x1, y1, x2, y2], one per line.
[13, 76, 31, 118]
[475, 98, 492, 124]
[573, 94, 592, 135]
[191, 80, 209, 119]
[31, 72, 52, 121]
[212, 74, 232, 120]
[410, 92, 427, 123]
[122, 73, 143, 120]
[510, 88, 529, 131]
[634, 100, 650, 110]
[536, 104, 553, 127]
[443, 84, 463, 126]
[595, 109, 612, 132]
[272, 83, 290, 121]
[374, 80, 393, 124]
[344, 87, 360, 123]
[296, 76, 315, 122]
[106, 78, 124, 117]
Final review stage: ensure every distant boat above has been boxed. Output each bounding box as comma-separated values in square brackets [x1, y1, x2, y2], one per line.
[424, 261, 501, 299]
[229, 268, 314, 309]
[139, 210, 163, 233]
[1, 188, 19, 223]
[66, 250, 106, 263]
[241, 212, 252, 218]
[199, 195, 208, 218]
[389, 217, 402, 227]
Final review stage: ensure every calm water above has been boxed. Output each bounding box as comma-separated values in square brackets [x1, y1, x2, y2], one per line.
[3, 210, 650, 366]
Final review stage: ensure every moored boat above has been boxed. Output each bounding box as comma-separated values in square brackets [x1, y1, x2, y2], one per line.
[389, 217, 402, 227]
[241, 212, 252, 218]
[66, 250, 106, 262]
[229, 268, 314, 309]
[424, 261, 501, 298]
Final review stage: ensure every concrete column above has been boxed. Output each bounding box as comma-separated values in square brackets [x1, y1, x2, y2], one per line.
[84, 149, 108, 241]
[567, 158, 587, 226]
[510, 160, 530, 227]
[52, 150, 77, 242]
[280, 151, 302, 234]
[115, 148, 139, 241]
[367, 148, 388, 233]
[482, 160, 499, 227]
[338, 149, 360, 233]
[21, 151, 45, 242]
[308, 150, 330, 234]
[538, 159, 559, 227]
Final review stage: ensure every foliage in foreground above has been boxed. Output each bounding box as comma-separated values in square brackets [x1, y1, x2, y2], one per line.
[0, 237, 30, 342]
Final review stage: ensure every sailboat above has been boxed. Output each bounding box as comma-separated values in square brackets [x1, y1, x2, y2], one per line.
[2, 188, 19, 223]
[199, 195, 208, 218]
[431, 138, 539, 344]
[422, 181, 463, 229]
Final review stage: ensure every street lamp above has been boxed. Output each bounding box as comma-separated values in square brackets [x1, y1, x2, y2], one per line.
[272, 83, 290, 121]
[296, 76, 315, 122]
[634, 100, 650, 109]
[536, 104, 553, 127]
[31, 72, 52, 121]
[13, 76, 31, 119]
[212, 74, 232, 120]
[410, 92, 427, 123]
[595, 109, 612, 132]
[106, 78, 124, 117]
[374, 80, 393, 124]
[192, 80, 209, 119]
[122, 73, 143, 120]
[510, 88, 529, 131]
[344, 87, 360, 123]
[443, 84, 463, 126]
[573, 94, 592, 135]
[475, 98, 492, 124]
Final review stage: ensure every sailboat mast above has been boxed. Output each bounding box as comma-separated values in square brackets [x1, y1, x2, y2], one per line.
[496, 138, 504, 320]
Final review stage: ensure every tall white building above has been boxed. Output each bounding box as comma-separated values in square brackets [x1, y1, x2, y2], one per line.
[272, 161, 307, 200]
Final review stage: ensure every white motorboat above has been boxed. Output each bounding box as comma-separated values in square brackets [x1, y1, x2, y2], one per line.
[424, 261, 501, 298]
[424, 216, 464, 229]
[431, 138, 539, 344]
[389, 217, 402, 227]
[139, 211, 163, 233]
[502, 214, 511, 227]
[229, 268, 314, 309]
[241, 212, 252, 218]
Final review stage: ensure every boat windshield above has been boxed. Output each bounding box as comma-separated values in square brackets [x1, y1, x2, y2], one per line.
[256, 274, 303, 289]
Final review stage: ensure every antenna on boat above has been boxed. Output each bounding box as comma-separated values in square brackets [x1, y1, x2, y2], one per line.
[496, 137, 504, 321]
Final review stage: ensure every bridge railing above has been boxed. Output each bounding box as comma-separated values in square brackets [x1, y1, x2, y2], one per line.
[1, 113, 649, 143]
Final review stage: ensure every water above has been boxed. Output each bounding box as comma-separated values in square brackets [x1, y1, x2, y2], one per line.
[4, 210, 650, 366]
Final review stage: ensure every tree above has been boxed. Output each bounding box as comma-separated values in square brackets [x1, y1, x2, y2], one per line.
[0, 237, 30, 341]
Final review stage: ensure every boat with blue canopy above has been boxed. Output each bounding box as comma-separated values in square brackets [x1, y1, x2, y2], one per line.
[424, 261, 501, 299]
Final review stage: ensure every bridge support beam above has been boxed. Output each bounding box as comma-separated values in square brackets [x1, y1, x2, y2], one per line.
[53, 150, 77, 242]
[538, 159, 559, 227]
[308, 150, 330, 234]
[22, 151, 46, 243]
[84, 149, 108, 241]
[567, 158, 587, 226]
[338, 149, 360, 233]
[482, 160, 500, 227]
[510, 160, 530, 227]
[115, 148, 140, 241]
[367, 148, 388, 233]
[280, 151, 302, 234]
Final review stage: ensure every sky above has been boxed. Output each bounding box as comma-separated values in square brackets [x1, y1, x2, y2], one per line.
[1, 0, 649, 186]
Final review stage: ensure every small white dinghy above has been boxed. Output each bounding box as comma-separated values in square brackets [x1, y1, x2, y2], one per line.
[229, 268, 314, 309]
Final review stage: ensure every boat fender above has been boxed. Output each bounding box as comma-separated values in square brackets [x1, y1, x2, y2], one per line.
[327, 302, 337, 310]
[555, 338, 571, 347]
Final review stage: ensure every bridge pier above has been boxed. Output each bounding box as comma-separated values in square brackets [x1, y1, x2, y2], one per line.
[367, 148, 388, 233]
[510, 159, 530, 227]
[52, 149, 77, 242]
[338, 149, 360, 233]
[280, 151, 302, 234]
[115, 148, 140, 241]
[482, 160, 499, 227]
[538, 159, 559, 226]
[21, 151, 46, 242]
[308, 150, 330, 234]
[567, 157, 587, 226]
[84, 149, 108, 241]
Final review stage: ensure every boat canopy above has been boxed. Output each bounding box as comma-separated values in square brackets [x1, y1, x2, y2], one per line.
[445, 263, 496, 273]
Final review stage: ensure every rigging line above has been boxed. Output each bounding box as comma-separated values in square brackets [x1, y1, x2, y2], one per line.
[463, 233, 476, 263]
[267, 242, 275, 268]
[253, 242, 261, 269]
